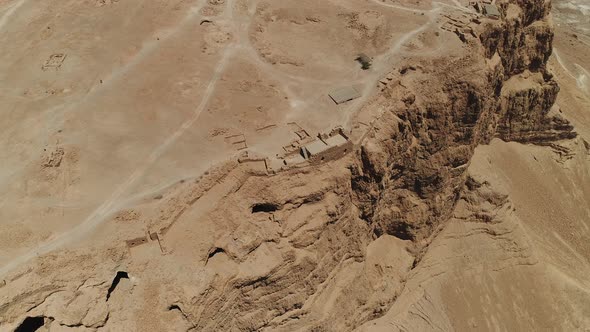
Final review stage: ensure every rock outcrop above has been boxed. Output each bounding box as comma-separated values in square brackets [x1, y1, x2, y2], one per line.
[0, 0, 582, 331]
[351, 0, 575, 244]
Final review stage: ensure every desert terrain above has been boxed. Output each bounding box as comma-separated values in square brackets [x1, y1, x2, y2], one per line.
[0, 0, 589, 331]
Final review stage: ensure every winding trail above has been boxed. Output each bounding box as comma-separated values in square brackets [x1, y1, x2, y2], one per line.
[0, 0, 236, 277]
[0, 45, 235, 277]
[370, 0, 426, 13]
[0, 0, 209, 192]
[0, 0, 452, 277]
[343, 1, 444, 125]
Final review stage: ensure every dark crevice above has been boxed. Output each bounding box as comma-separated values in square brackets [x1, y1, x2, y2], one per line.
[168, 304, 197, 329]
[168, 304, 182, 311]
[106, 271, 129, 301]
[205, 247, 225, 264]
[14, 316, 45, 332]
[251, 203, 279, 213]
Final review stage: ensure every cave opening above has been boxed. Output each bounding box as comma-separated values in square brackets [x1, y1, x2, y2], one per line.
[15, 316, 45, 332]
[168, 304, 181, 311]
[206, 247, 225, 262]
[106, 271, 129, 301]
[251, 203, 279, 213]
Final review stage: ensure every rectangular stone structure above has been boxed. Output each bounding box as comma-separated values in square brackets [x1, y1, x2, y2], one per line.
[329, 86, 361, 105]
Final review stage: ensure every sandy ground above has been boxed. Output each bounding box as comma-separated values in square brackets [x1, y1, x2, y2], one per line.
[0, 0, 473, 275]
[1, 0, 589, 330]
[0, 0, 470, 272]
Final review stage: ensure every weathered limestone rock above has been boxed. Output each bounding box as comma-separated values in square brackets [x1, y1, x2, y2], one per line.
[351, 0, 574, 243]
[0, 0, 582, 331]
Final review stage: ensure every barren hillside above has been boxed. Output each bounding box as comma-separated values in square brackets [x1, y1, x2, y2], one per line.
[1, 0, 589, 331]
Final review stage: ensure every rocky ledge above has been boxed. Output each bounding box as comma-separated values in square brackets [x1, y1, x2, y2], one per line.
[0, 0, 580, 331]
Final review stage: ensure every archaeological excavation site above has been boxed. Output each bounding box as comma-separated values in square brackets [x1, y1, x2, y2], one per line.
[1, 0, 590, 331]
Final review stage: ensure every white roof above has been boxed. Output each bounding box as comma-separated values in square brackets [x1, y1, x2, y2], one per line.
[329, 87, 361, 104]
[304, 140, 330, 156]
[325, 134, 348, 147]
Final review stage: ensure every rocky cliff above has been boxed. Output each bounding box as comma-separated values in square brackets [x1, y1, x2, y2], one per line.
[0, 0, 583, 331]
[352, 0, 575, 246]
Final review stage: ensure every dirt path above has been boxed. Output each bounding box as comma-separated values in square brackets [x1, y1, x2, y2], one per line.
[0, 0, 237, 278]
[0, 0, 210, 193]
[0, 0, 453, 277]
[342, 2, 444, 126]
[369, 0, 426, 13]
[231, 0, 445, 130]
[0, 0, 27, 31]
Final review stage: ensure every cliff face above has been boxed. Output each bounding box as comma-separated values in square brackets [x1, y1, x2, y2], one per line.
[351, 0, 575, 244]
[179, 0, 579, 328]
[1, 0, 584, 331]
[496, 72, 575, 143]
[480, 0, 553, 75]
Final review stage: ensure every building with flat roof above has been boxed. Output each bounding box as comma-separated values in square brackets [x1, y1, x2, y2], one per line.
[325, 134, 348, 147]
[300, 132, 352, 164]
[301, 140, 330, 159]
[329, 86, 361, 105]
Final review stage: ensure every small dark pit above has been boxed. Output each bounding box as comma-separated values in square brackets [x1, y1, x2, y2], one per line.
[106, 271, 129, 301]
[207, 247, 225, 260]
[251, 203, 279, 213]
[15, 316, 45, 332]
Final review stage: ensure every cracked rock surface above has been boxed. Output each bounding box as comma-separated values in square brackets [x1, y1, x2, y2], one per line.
[2, 0, 590, 331]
